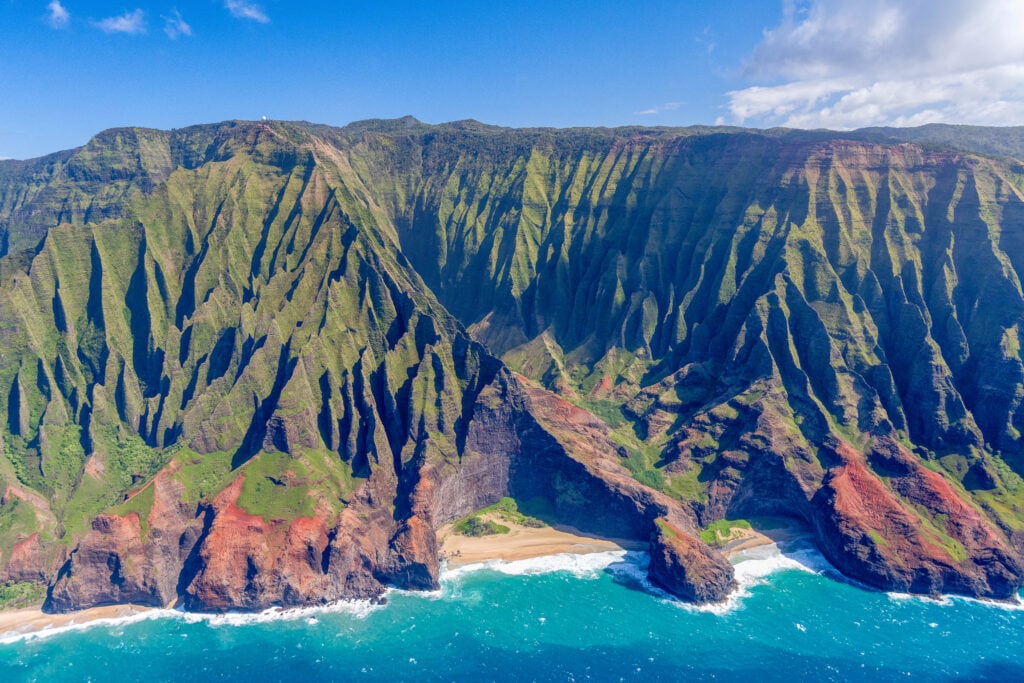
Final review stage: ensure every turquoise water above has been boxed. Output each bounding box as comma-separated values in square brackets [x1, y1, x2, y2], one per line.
[2, 543, 1023, 682]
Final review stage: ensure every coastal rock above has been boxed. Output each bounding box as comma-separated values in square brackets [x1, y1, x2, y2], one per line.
[498, 377, 736, 602]
[46, 513, 166, 610]
[182, 478, 347, 611]
[46, 466, 197, 612]
[809, 439, 1022, 599]
[648, 519, 737, 602]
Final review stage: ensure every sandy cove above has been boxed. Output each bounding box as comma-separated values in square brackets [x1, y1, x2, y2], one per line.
[438, 518, 648, 565]
[1, 520, 792, 639]
[437, 515, 790, 566]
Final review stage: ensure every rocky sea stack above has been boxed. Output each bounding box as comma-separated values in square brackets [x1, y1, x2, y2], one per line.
[1, 118, 1023, 612]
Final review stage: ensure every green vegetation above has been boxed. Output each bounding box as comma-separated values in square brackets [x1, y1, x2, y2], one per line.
[573, 398, 629, 430]
[867, 529, 889, 547]
[0, 581, 46, 610]
[909, 502, 969, 563]
[172, 449, 234, 503]
[2, 117, 1024, 598]
[452, 516, 510, 537]
[237, 451, 318, 522]
[451, 497, 545, 538]
[610, 430, 711, 504]
[57, 428, 171, 541]
[655, 517, 680, 540]
[109, 483, 155, 536]
[700, 519, 752, 547]
[0, 494, 41, 565]
[971, 457, 1024, 531]
[481, 497, 546, 527]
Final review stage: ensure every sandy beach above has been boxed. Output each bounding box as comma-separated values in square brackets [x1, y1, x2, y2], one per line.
[437, 515, 787, 565]
[714, 521, 806, 558]
[439, 517, 648, 565]
[0, 602, 156, 640]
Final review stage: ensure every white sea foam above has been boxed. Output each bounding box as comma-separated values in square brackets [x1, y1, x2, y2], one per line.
[175, 596, 385, 628]
[886, 589, 1024, 611]
[967, 595, 1024, 611]
[21, 535, 1012, 643]
[656, 540, 832, 616]
[437, 541, 833, 617]
[440, 550, 628, 583]
[601, 541, 831, 616]
[0, 596, 386, 645]
[2, 552, 630, 645]
[0, 608, 176, 645]
[885, 591, 951, 606]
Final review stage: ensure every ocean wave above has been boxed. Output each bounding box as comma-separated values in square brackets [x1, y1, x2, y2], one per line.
[615, 540, 835, 617]
[0, 597, 386, 645]
[733, 540, 830, 580]
[438, 541, 835, 616]
[175, 597, 386, 627]
[886, 589, 1024, 611]
[3, 553, 636, 645]
[965, 595, 1024, 611]
[440, 550, 628, 583]
[0, 608, 175, 645]
[885, 591, 952, 606]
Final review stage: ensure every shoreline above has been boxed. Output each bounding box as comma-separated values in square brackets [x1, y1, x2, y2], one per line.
[0, 603, 156, 641]
[438, 517, 649, 566]
[1, 520, 790, 640]
[437, 516, 792, 567]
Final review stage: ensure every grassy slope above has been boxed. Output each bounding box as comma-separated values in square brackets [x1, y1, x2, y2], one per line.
[0, 122, 500, 558]
[0, 119, 1023, 560]
[336, 122, 1024, 534]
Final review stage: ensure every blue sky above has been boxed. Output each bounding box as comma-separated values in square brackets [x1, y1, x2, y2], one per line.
[2, 1, 1023, 159]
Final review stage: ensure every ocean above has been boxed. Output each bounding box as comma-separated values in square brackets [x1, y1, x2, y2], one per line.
[2, 538, 1022, 682]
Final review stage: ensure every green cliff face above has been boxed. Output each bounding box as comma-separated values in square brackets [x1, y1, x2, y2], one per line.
[341, 126, 1024, 530]
[0, 118, 1022, 608]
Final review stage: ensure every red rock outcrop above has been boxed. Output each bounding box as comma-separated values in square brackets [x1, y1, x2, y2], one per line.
[46, 463, 199, 610]
[810, 438, 1021, 598]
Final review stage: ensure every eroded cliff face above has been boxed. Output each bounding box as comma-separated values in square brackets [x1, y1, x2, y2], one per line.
[42, 369, 736, 611]
[343, 125, 1024, 598]
[0, 119, 1021, 611]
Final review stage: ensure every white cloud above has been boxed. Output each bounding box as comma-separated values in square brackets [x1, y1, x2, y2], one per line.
[635, 102, 682, 116]
[94, 9, 146, 35]
[727, 0, 1024, 129]
[46, 0, 69, 28]
[225, 0, 269, 24]
[163, 10, 192, 39]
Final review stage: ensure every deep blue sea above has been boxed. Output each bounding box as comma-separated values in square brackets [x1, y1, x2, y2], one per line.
[2, 539, 1022, 682]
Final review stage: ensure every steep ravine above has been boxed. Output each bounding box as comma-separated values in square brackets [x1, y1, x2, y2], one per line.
[0, 119, 1022, 613]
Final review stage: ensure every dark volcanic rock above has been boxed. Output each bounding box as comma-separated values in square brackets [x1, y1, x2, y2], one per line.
[500, 376, 735, 602]
[46, 467, 198, 612]
[648, 519, 736, 603]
